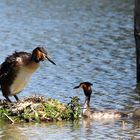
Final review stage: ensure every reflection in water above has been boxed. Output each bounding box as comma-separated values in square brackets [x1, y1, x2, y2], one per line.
[0, 123, 27, 140]
[0, 122, 81, 140]
[83, 118, 140, 140]
[83, 118, 93, 128]
[0, 119, 140, 140]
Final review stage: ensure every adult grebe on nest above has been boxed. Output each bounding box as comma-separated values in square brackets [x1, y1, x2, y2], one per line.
[0, 46, 56, 102]
[74, 82, 128, 119]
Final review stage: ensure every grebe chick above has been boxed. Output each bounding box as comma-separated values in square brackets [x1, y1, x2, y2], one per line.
[0, 46, 56, 102]
[74, 82, 128, 119]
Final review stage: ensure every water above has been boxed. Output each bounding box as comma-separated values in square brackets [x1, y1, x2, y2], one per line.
[0, 0, 137, 139]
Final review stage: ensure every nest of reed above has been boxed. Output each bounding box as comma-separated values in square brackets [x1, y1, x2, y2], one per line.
[0, 95, 81, 124]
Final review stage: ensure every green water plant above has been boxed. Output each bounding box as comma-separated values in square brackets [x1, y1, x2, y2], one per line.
[0, 95, 81, 123]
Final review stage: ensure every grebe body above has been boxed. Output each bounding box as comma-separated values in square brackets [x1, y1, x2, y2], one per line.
[0, 47, 56, 102]
[74, 82, 128, 119]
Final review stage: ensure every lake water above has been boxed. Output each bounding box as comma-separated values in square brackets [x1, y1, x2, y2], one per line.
[0, 0, 138, 139]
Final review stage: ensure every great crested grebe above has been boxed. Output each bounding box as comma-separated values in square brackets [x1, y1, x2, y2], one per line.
[0, 46, 56, 102]
[74, 82, 128, 119]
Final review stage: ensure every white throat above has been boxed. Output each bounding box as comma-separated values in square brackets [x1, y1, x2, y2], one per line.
[83, 99, 90, 115]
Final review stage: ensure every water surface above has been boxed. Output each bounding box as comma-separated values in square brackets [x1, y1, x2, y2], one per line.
[0, 0, 138, 139]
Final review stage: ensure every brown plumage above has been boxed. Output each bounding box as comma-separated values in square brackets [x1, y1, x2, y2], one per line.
[0, 47, 56, 102]
[74, 82, 128, 119]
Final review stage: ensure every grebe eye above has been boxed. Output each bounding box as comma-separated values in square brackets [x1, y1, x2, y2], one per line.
[83, 85, 87, 88]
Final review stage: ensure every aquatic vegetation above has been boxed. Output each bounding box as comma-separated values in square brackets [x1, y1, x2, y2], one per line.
[0, 96, 81, 123]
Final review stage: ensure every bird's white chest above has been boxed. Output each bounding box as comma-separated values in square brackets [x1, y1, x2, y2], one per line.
[10, 68, 35, 95]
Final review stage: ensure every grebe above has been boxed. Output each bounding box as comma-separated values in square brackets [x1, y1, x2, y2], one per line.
[0, 47, 56, 102]
[74, 82, 128, 119]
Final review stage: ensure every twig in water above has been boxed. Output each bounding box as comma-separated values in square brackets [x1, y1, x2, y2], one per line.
[3, 113, 14, 124]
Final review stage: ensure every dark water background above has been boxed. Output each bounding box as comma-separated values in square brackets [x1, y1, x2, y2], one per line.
[0, 0, 138, 139]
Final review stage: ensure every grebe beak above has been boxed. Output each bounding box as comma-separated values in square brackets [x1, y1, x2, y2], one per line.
[73, 85, 80, 89]
[45, 54, 56, 65]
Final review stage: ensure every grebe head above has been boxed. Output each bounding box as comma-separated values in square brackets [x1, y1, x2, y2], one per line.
[74, 82, 93, 97]
[32, 47, 56, 65]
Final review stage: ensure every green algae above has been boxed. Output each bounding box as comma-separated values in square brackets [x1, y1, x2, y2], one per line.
[0, 96, 81, 123]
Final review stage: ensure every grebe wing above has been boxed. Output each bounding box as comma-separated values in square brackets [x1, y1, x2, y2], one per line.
[0, 52, 31, 81]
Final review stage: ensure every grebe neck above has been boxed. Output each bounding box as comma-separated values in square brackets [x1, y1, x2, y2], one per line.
[83, 95, 91, 117]
[84, 96, 90, 109]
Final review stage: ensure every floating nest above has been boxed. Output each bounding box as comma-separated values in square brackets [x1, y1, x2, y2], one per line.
[0, 95, 81, 123]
